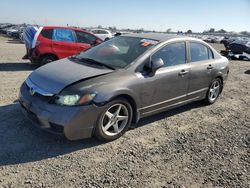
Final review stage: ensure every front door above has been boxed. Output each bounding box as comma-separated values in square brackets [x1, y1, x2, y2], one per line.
[74, 30, 95, 53]
[140, 41, 190, 115]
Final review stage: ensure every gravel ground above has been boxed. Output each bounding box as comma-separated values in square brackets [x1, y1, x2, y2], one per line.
[0, 35, 249, 188]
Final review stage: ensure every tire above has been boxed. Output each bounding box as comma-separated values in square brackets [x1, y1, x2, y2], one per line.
[94, 98, 133, 142]
[30, 59, 40, 64]
[205, 78, 222, 105]
[40, 55, 56, 65]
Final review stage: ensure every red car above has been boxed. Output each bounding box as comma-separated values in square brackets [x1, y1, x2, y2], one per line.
[23, 26, 102, 64]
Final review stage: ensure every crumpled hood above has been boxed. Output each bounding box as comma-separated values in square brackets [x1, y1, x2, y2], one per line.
[28, 58, 113, 94]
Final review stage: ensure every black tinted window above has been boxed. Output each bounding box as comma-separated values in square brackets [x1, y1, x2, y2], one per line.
[152, 42, 186, 66]
[75, 31, 96, 44]
[190, 42, 210, 62]
[40, 29, 53, 39]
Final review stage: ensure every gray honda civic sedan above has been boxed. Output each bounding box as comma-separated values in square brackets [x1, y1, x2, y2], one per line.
[19, 33, 229, 141]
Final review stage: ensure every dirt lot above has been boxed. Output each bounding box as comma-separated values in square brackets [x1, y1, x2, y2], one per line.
[0, 35, 249, 188]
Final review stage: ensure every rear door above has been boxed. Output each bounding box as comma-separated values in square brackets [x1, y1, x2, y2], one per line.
[187, 41, 217, 96]
[51, 28, 77, 58]
[36, 28, 53, 54]
[74, 30, 97, 53]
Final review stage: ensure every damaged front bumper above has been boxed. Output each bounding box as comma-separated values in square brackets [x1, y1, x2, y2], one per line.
[18, 83, 104, 140]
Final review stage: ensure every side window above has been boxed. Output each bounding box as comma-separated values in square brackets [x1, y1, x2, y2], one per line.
[99, 30, 108, 34]
[52, 29, 75, 42]
[152, 42, 186, 67]
[40, 29, 53, 39]
[190, 42, 210, 62]
[208, 48, 214, 59]
[91, 30, 99, 34]
[75, 31, 96, 44]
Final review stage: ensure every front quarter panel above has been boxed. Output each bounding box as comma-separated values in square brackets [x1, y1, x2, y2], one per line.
[93, 72, 142, 106]
[64, 70, 143, 107]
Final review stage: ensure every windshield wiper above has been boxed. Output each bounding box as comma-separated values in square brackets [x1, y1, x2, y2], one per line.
[80, 58, 116, 70]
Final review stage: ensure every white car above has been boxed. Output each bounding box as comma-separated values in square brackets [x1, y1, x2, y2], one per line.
[90, 29, 113, 41]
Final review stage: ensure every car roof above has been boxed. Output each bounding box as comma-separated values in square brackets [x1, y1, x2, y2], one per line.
[123, 33, 188, 42]
[40, 26, 103, 40]
[43, 26, 86, 32]
[122, 33, 221, 58]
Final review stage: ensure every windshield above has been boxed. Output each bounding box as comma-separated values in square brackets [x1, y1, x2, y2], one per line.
[75, 36, 158, 69]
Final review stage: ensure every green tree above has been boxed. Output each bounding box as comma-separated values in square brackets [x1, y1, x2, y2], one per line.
[209, 28, 215, 33]
[166, 28, 172, 33]
[217, 29, 226, 33]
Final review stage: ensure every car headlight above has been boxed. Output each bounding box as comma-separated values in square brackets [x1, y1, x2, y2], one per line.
[55, 93, 96, 106]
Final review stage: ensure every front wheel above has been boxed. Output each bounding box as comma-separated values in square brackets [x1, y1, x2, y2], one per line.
[94, 98, 133, 141]
[205, 78, 222, 104]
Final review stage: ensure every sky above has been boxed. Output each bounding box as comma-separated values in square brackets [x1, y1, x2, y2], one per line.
[1, 0, 250, 32]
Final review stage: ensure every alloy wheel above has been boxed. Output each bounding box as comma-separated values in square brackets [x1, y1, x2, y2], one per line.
[101, 103, 129, 136]
[208, 80, 220, 102]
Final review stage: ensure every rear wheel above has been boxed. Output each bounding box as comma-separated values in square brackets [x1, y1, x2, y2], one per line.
[94, 98, 133, 141]
[205, 78, 222, 104]
[40, 55, 56, 65]
[30, 59, 40, 64]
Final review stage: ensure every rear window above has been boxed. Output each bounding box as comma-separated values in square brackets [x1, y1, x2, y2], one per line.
[190, 42, 211, 62]
[40, 29, 53, 39]
[52, 28, 75, 42]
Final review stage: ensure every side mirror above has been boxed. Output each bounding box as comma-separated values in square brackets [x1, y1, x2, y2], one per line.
[151, 58, 164, 74]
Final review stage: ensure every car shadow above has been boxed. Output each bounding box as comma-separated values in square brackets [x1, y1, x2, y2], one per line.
[6, 39, 23, 44]
[0, 62, 38, 71]
[0, 103, 102, 166]
[0, 101, 205, 166]
[245, 70, 250, 75]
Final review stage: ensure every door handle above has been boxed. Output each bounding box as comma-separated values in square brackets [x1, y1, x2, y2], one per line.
[178, 70, 189, 76]
[207, 65, 214, 70]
